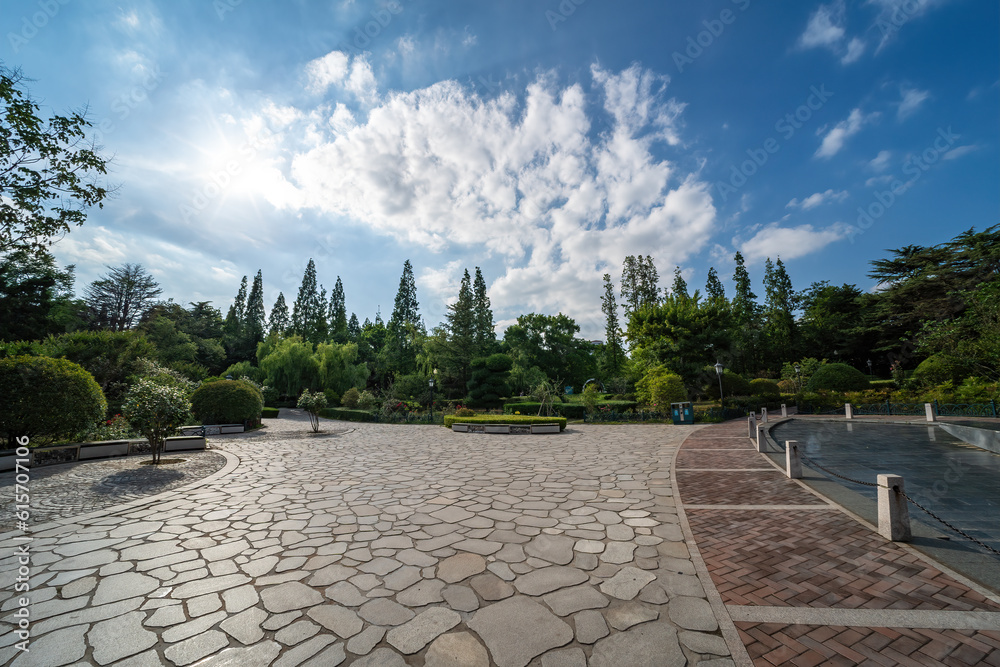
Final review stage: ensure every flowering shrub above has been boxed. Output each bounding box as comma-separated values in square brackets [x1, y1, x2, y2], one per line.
[122, 379, 191, 464]
[78, 414, 137, 442]
[297, 390, 328, 433]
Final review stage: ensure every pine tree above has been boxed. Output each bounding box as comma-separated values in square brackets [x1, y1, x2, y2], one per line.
[329, 276, 348, 341]
[671, 267, 689, 300]
[731, 251, 761, 374]
[385, 260, 422, 375]
[291, 259, 326, 345]
[347, 313, 360, 340]
[444, 269, 476, 386]
[601, 273, 624, 375]
[223, 275, 247, 360]
[621, 255, 660, 315]
[268, 292, 290, 337]
[243, 270, 266, 352]
[472, 267, 495, 353]
[389, 260, 420, 328]
[763, 257, 796, 367]
[705, 267, 726, 301]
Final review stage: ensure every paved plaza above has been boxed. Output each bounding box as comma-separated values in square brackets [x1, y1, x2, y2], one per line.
[2, 412, 999, 666]
[0, 413, 732, 666]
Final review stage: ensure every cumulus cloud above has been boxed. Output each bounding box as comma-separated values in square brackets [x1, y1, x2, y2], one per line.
[264, 63, 716, 332]
[740, 222, 850, 264]
[897, 87, 930, 120]
[305, 51, 349, 93]
[815, 108, 874, 158]
[786, 189, 849, 210]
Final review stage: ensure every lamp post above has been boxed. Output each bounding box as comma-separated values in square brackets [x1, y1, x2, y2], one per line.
[793, 363, 801, 393]
[714, 361, 725, 407]
[429, 376, 435, 422]
[867, 359, 873, 379]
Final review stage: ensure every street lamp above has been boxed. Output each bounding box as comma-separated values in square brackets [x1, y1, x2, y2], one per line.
[867, 359, 873, 379]
[793, 363, 801, 393]
[428, 376, 435, 421]
[714, 361, 725, 407]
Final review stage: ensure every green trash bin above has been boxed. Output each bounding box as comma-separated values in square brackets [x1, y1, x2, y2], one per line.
[671, 402, 694, 425]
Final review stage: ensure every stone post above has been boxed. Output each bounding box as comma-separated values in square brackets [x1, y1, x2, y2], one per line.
[756, 424, 767, 452]
[748, 414, 756, 438]
[785, 440, 802, 479]
[781, 403, 788, 418]
[877, 474, 911, 542]
[845, 403, 853, 420]
[761, 408, 768, 423]
[924, 403, 936, 422]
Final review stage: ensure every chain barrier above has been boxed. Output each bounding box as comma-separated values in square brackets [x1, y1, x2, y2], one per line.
[797, 452, 1000, 556]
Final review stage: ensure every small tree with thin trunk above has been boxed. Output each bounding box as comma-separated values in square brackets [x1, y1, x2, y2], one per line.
[297, 390, 327, 433]
[122, 379, 190, 464]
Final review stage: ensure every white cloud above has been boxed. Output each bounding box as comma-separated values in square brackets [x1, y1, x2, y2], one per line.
[815, 108, 874, 158]
[305, 51, 349, 94]
[867, 149, 892, 171]
[345, 57, 379, 105]
[841, 37, 866, 64]
[942, 144, 980, 160]
[268, 63, 715, 332]
[799, 3, 845, 48]
[897, 87, 930, 120]
[740, 223, 850, 264]
[786, 189, 849, 210]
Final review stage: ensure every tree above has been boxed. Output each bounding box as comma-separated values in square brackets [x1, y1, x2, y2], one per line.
[762, 257, 796, 369]
[600, 273, 624, 376]
[384, 260, 423, 376]
[223, 275, 247, 353]
[258, 336, 320, 397]
[268, 292, 290, 337]
[328, 276, 348, 341]
[122, 379, 190, 464]
[0, 249, 81, 341]
[84, 263, 162, 331]
[445, 269, 476, 384]
[467, 353, 513, 407]
[731, 251, 761, 374]
[671, 267, 689, 301]
[635, 366, 687, 410]
[472, 267, 495, 353]
[347, 313, 361, 340]
[243, 270, 266, 355]
[315, 342, 370, 394]
[0, 66, 110, 258]
[502, 312, 596, 388]
[797, 282, 871, 367]
[705, 267, 726, 302]
[291, 259, 327, 345]
[297, 390, 327, 432]
[620, 255, 660, 316]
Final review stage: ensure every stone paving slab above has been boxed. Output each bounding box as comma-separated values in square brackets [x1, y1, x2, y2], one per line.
[0, 412, 733, 666]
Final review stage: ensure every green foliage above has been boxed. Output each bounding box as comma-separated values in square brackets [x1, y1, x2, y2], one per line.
[357, 390, 377, 411]
[503, 313, 595, 387]
[84, 264, 162, 331]
[467, 353, 513, 407]
[121, 378, 190, 464]
[297, 389, 328, 432]
[77, 413, 137, 443]
[0, 249, 81, 341]
[261, 407, 279, 418]
[258, 336, 320, 397]
[600, 274, 624, 376]
[328, 277, 348, 341]
[780, 358, 825, 388]
[323, 388, 341, 406]
[635, 366, 687, 409]
[223, 361, 265, 383]
[341, 387, 361, 408]
[912, 354, 969, 387]
[134, 358, 198, 395]
[291, 259, 327, 346]
[507, 363, 549, 396]
[620, 255, 659, 316]
[268, 292, 291, 337]
[748, 378, 781, 398]
[316, 342, 370, 395]
[703, 368, 751, 400]
[0, 355, 107, 446]
[319, 407, 378, 422]
[455, 407, 476, 417]
[442, 414, 567, 430]
[1, 65, 110, 258]
[806, 363, 870, 392]
[189, 379, 263, 425]
[581, 382, 601, 415]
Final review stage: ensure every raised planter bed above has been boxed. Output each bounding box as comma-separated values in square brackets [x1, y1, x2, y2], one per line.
[451, 422, 563, 434]
[0, 435, 208, 470]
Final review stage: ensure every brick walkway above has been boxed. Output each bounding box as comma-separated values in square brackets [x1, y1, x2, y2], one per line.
[676, 419, 1000, 666]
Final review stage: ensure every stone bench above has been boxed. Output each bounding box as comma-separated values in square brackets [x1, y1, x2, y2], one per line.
[451, 423, 560, 434]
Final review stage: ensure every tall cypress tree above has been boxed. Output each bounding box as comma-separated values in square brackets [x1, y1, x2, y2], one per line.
[763, 257, 796, 368]
[445, 269, 476, 387]
[223, 275, 247, 360]
[671, 266, 689, 300]
[705, 267, 726, 302]
[268, 292, 290, 337]
[329, 276, 348, 341]
[385, 260, 422, 375]
[601, 273, 624, 375]
[621, 255, 660, 316]
[472, 267, 494, 353]
[291, 259, 326, 345]
[243, 269, 266, 357]
[347, 313, 360, 340]
[732, 251, 761, 374]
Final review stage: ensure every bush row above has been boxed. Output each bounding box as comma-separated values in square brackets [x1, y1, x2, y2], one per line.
[443, 415, 567, 430]
[261, 407, 279, 419]
[503, 401, 638, 419]
[319, 407, 379, 423]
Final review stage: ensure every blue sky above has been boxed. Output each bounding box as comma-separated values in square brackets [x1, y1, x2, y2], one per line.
[4, 0, 997, 338]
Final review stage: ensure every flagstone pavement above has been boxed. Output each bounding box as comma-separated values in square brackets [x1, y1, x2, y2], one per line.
[0, 412, 736, 666]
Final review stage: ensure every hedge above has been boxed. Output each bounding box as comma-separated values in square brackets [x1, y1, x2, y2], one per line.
[319, 407, 379, 422]
[443, 415, 567, 430]
[261, 407, 279, 419]
[807, 363, 870, 392]
[503, 401, 638, 419]
[189, 380, 263, 425]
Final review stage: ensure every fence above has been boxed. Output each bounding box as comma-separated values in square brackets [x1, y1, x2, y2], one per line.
[935, 401, 998, 418]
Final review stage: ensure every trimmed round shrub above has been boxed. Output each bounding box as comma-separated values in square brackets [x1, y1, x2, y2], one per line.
[357, 390, 377, 411]
[636, 366, 687, 409]
[912, 354, 968, 387]
[0, 355, 107, 446]
[749, 379, 781, 398]
[806, 363, 870, 392]
[704, 368, 752, 399]
[341, 387, 361, 408]
[189, 379, 263, 425]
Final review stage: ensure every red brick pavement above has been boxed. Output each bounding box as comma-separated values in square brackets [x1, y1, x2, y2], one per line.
[676, 449, 774, 469]
[678, 421, 1000, 666]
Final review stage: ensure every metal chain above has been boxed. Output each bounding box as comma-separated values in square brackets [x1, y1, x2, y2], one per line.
[798, 453, 1000, 556]
[899, 490, 1000, 556]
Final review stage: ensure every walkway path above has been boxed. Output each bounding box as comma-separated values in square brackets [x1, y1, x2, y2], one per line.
[676, 419, 1000, 666]
[0, 412, 734, 666]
